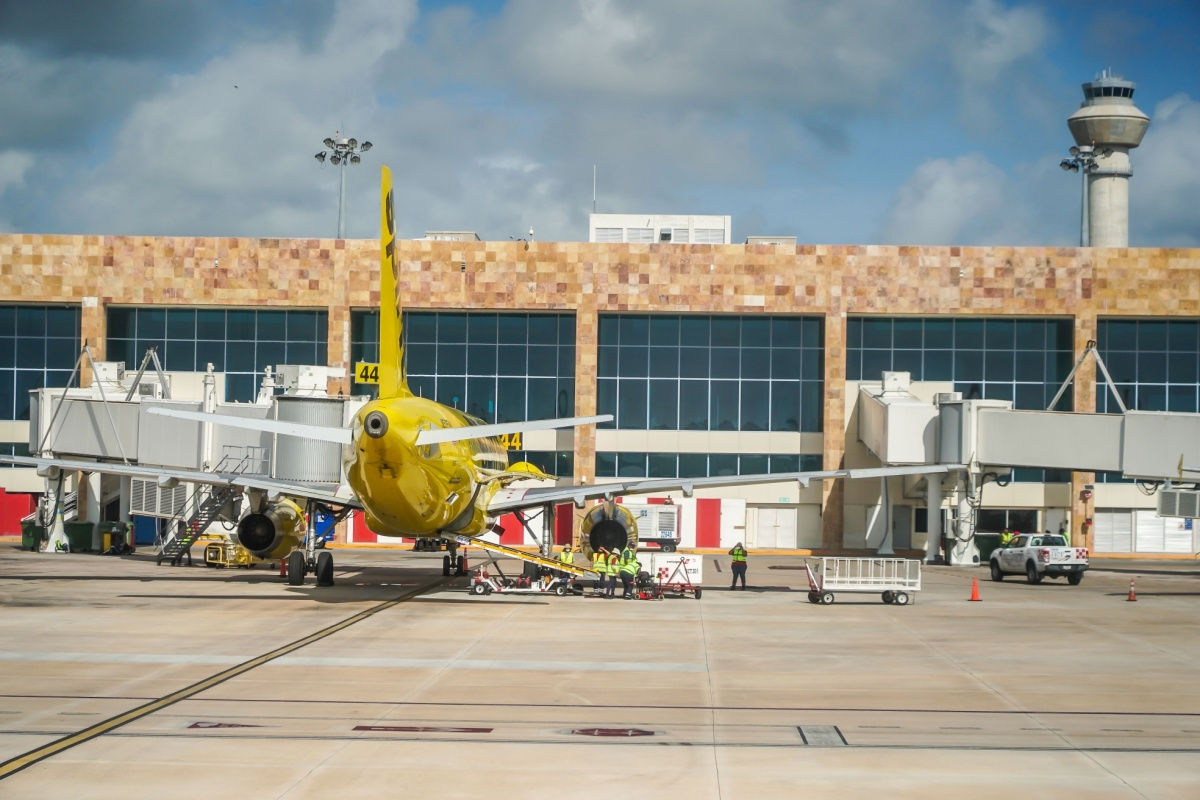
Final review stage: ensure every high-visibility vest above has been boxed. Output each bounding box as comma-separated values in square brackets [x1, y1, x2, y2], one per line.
[619, 553, 639, 576]
[620, 546, 636, 562]
[558, 549, 574, 565]
[606, 552, 620, 575]
[592, 552, 606, 572]
[730, 546, 747, 563]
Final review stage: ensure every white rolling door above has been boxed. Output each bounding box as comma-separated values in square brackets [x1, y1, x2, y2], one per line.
[1093, 510, 1132, 553]
[1134, 510, 1165, 553]
[1164, 518, 1194, 553]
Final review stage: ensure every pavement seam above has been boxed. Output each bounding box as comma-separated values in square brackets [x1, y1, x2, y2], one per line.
[0, 574, 453, 782]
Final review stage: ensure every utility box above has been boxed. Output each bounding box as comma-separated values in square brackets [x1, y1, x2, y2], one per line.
[640, 552, 703, 584]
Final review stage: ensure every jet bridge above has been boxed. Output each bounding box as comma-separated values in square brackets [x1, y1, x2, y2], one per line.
[859, 366, 1200, 566]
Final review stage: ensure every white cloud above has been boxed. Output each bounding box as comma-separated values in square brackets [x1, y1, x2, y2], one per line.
[949, 0, 1055, 134]
[0, 152, 34, 194]
[1130, 93, 1200, 247]
[878, 153, 1036, 244]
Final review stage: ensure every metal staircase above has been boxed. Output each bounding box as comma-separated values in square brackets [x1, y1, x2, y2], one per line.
[156, 484, 240, 566]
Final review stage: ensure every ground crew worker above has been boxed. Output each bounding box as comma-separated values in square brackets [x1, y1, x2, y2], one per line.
[605, 547, 621, 598]
[1000, 527, 1014, 547]
[728, 542, 748, 590]
[557, 544, 575, 588]
[619, 547, 640, 599]
[591, 547, 607, 594]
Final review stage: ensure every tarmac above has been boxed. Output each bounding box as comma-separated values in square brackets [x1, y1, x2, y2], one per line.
[0, 543, 1198, 799]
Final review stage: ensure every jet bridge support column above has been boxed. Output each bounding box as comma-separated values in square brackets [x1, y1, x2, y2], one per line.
[925, 474, 942, 564]
[948, 473, 979, 566]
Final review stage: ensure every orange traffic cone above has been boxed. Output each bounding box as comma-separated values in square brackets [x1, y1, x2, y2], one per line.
[968, 577, 981, 602]
[1127, 577, 1137, 602]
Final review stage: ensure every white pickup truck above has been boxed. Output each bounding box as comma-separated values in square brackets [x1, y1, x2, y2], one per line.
[989, 533, 1089, 585]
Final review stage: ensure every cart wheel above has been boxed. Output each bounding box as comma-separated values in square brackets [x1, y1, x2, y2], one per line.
[893, 591, 909, 605]
[471, 582, 487, 595]
[882, 590, 894, 604]
[820, 591, 834, 605]
[807, 592, 821, 604]
[554, 584, 566, 596]
[694, 588, 702, 599]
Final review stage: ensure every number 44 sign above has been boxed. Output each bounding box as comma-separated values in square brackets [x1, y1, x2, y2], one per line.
[355, 362, 380, 384]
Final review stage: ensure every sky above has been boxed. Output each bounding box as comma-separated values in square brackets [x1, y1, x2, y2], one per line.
[1, 0, 1198, 247]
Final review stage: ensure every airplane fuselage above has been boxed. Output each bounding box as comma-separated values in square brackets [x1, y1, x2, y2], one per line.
[344, 394, 508, 538]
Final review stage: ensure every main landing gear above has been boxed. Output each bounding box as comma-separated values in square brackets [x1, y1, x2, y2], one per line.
[284, 500, 338, 588]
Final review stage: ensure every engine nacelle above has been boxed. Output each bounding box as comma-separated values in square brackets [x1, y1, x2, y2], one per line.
[236, 498, 306, 560]
[579, 500, 639, 559]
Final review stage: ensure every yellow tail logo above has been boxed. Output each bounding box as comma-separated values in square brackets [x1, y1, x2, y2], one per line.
[378, 166, 409, 398]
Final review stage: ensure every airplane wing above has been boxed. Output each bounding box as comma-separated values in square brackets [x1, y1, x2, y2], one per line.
[485, 463, 966, 515]
[146, 407, 353, 444]
[0, 454, 361, 509]
[416, 415, 612, 445]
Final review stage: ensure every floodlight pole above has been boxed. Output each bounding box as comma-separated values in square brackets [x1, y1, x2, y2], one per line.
[314, 132, 373, 239]
[1060, 144, 1100, 247]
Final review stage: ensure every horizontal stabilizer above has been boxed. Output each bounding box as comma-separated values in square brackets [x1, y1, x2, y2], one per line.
[147, 407, 353, 444]
[415, 414, 612, 446]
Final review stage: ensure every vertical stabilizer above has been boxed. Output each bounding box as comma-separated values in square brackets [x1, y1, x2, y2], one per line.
[378, 166, 409, 398]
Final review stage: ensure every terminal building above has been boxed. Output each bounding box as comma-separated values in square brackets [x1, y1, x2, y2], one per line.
[1, 233, 1197, 556]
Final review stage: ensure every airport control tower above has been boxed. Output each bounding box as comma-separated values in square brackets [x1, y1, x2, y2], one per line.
[1062, 70, 1149, 247]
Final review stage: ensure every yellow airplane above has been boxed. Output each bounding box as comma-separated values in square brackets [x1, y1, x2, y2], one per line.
[6, 165, 963, 587]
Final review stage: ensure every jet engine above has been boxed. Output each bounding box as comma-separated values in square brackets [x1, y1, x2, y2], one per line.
[579, 500, 640, 559]
[235, 497, 306, 560]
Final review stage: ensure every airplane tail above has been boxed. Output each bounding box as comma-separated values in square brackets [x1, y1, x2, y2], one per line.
[378, 165, 410, 398]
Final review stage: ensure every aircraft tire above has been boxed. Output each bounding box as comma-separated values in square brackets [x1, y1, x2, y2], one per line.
[315, 551, 334, 587]
[286, 551, 306, 586]
[455, 555, 465, 575]
[442, 555, 451, 576]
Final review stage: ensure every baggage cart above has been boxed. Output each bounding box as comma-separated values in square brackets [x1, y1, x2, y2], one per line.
[653, 554, 703, 599]
[804, 557, 921, 605]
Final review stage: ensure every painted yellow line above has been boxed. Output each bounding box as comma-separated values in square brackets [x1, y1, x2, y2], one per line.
[0, 576, 452, 781]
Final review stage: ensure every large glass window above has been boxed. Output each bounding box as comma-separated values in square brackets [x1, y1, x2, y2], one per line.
[847, 317, 1074, 411]
[1098, 318, 1199, 414]
[598, 314, 823, 432]
[595, 452, 822, 478]
[351, 310, 576, 423]
[0, 304, 81, 420]
[107, 307, 328, 402]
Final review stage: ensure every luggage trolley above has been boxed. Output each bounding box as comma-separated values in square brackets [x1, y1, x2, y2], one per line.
[804, 557, 921, 605]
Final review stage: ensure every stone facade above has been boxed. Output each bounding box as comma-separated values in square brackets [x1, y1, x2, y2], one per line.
[3, 234, 1199, 547]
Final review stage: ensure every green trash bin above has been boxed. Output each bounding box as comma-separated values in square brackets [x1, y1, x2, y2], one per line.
[21, 521, 45, 552]
[975, 532, 1002, 561]
[64, 521, 96, 552]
